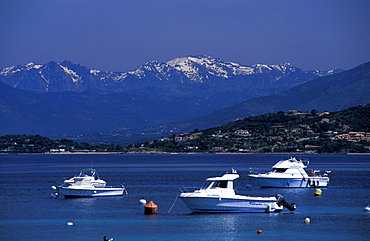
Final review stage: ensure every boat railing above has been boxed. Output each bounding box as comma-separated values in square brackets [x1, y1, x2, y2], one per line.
[248, 168, 261, 175]
[102, 183, 126, 188]
[179, 187, 198, 193]
[309, 170, 330, 177]
[303, 160, 309, 166]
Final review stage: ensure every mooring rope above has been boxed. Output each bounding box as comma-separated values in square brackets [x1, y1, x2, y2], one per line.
[167, 195, 179, 213]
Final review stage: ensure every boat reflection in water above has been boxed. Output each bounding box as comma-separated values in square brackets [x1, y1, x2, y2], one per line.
[179, 169, 296, 213]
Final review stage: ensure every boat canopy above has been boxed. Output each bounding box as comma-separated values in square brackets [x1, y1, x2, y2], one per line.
[77, 169, 100, 179]
[201, 171, 239, 190]
[272, 157, 307, 169]
[206, 173, 239, 182]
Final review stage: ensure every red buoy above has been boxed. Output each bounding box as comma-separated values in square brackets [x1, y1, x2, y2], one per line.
[144, 201, 158, 215]
[257, 229, 263, 234]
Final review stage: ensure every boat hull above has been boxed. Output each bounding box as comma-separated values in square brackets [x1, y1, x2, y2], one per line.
[58, 186, 125, 198]
[250, 176, 329, 188]
[179, 195, 282, 213]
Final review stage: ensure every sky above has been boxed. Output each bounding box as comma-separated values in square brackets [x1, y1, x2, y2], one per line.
[1, 0, 369, 72]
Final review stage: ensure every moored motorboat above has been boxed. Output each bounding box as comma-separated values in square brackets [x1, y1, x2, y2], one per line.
[179, 169, 296, 213]
[52, 168, 127, 198]
[248, 157, 330, 188]
[63, 168, 106, 187]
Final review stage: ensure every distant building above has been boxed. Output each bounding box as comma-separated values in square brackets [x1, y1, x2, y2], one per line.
[321, 118, 330, 123]
[49, 149, 66, 153]
[212, 147, 224, 151]
[332, 132, 370, 142]
[268, 136, 283, 141]
[320, 111, 330, 116]
[174, 136, 183, 142]
[235, 130, 251, 136]
[187, 146, 198, 150]
[288, 110, 299, 114]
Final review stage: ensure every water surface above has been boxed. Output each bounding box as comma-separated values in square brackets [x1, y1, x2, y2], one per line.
[0, 154, 369, 240]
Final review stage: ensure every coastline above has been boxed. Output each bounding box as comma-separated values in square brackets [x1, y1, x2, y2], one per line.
[2, 151, 370, 155]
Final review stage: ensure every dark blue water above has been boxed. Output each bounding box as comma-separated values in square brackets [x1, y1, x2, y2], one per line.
[0, 154, 369, 241]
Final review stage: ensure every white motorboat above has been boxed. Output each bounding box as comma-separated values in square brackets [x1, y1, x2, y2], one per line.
[179, 169, 296, 213]
[248, 157, 330, 188]
[63, 168, 106, 187]
[53, 169, 127, 198]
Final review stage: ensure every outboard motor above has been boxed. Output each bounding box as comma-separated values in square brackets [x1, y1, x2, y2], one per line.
[276, 194, 296, 211]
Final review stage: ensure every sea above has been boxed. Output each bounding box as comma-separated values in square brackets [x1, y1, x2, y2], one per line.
[0, 153, 369, 241]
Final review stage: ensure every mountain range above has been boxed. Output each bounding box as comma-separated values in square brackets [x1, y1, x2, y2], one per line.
[0, 55, 368, 144]
[0, 55, 341, 105]
[151, 61, 370, 136]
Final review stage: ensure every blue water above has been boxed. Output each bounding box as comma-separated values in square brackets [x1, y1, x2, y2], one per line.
[0, 154, 369, 241]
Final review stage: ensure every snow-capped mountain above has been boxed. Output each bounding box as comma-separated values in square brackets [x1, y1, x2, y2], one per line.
[0, 55, 342, 98]
[166, 55, 300, 81]
[0, 56, 368, 145]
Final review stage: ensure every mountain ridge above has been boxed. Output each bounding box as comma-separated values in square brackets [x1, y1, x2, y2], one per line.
[152, 61, 370, 135]
[60, 61, 370, 145]
[1, 56, 368, 145]
[0, 55, 341, 96]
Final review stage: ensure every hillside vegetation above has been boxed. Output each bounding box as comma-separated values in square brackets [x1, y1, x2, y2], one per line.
[134, 104, 370, 154]
[1, 104, 369, 154]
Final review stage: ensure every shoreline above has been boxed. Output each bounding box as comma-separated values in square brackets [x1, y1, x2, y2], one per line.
[2, 151, 370, 155]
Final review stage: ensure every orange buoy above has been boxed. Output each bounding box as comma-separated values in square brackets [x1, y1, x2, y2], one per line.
[144, 201, 158, 215]
[257, 229, 263, 234]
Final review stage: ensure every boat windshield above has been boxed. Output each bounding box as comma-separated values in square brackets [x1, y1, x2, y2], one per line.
[211, 180, 228, 188]
[200, 181, 213, 190]
[200, 180, 228, 189]
[273, 168, 288, 173]
[78, 169, 99, 179]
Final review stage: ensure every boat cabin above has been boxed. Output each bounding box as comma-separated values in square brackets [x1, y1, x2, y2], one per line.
[198, 172, 239, 196]
[77, 169, 100, 179]
[63, 168, 106, 187]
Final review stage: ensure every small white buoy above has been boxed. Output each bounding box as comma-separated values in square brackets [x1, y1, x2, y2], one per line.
[139, 198, 147, 205]
[67, 220, 74, 226]
[304, 217, 311, 223]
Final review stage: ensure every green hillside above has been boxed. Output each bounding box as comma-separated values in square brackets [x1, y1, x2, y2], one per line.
[150, 61, 370, 138]
[136, 104, 370, 154]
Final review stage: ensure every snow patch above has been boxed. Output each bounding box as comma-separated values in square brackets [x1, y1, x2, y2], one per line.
[112, 73, 128, 81]
[0, 66, 17, 75]
[167, 55, 257, 80]
[90, 69, 101, 75]
[59, 64, 81, 83]
[39, 71, 50, 84]
[0, 62, 42, 75]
